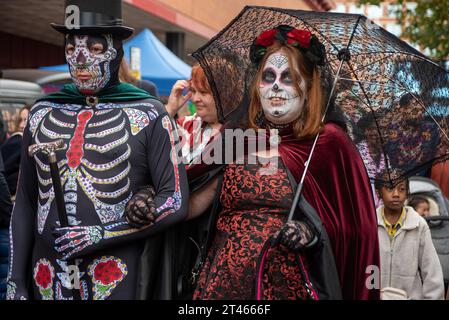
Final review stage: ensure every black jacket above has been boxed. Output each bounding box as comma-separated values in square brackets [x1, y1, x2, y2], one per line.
[0, 149, 13, 228]
[1, 133, 22, 196]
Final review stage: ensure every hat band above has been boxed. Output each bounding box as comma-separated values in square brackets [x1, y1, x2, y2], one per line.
[65, 11, 123, 28]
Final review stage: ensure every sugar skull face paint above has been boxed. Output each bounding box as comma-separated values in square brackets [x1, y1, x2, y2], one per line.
[259, 51, 307, 124]
[65, 34, 121, 94]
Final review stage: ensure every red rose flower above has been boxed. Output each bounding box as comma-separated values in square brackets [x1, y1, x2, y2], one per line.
[256, 29, 278, 47]
[34, 263, 52, 289]
[94, 260, 123, 285]
[286, 29, 312, 48]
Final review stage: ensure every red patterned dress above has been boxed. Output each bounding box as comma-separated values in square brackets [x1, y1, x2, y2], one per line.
[193, 159, 312, 300]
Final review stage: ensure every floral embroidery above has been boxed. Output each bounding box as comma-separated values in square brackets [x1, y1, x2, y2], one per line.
[88, 256, 128, 300]
[250, 25, 325, 66]
[33, 259, 55, 300]
[123, 108, 150, 135]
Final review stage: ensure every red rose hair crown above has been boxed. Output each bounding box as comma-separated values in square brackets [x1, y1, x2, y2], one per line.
[250, 25, 326, 66]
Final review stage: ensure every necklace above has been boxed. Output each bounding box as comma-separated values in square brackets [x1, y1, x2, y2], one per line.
[257, 112, 293, 130]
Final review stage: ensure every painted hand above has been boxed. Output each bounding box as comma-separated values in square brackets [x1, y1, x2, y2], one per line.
[272, 220, 315, 251]
[53, 225, 103, 260]
[125, 185, 157, 228]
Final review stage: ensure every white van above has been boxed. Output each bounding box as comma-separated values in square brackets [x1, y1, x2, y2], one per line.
[1, 69, 71, 94]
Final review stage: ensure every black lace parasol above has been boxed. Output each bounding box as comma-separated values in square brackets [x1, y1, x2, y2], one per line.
[192, 6, 449, 188]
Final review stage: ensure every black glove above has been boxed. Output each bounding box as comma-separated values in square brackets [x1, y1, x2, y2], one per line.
[125, 185, 157, 228]
[272, 220, 316, 251]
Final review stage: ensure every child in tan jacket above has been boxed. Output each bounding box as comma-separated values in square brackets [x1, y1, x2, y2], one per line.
[375, 175, 444, 300]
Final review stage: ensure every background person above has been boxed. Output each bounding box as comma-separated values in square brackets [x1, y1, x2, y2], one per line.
[165, 64, 222, 167]
[408, 196, 431, 217]
[375, 173, 444, 300]
[1, 104, 30, 197]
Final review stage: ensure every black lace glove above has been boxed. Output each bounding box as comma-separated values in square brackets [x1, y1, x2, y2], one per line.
[125, 185, 157, 228]
[272, 220, 316, 251]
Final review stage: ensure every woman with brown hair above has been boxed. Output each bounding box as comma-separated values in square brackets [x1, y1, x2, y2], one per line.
[247, 44, 323, 140]
[165, 63, 222, 167]
[127, 25, 379, 300]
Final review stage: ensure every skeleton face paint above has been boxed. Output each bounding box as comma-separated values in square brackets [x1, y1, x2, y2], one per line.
[65, 34, 122, 94]
[259, 51, 307, 125]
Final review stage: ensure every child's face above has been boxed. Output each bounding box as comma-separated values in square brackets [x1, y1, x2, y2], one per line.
[378, 181, 407, 212]
[415, 201, 430, 217]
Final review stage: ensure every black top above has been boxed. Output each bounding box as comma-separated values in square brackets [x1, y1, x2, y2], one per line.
[1, 133, 22, 196]
[0, 149, 12, 228]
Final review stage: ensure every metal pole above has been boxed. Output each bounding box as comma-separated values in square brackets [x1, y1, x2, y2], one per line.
[48, 151, 69, 227]
[287, 57, 346, 221]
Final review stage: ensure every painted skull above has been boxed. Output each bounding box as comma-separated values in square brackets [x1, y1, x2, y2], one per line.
[65, 34, 120, 94]
[259, 51, 307, 125]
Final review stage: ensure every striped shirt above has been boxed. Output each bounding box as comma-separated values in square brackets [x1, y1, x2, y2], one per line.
[176, 114, 219, 167]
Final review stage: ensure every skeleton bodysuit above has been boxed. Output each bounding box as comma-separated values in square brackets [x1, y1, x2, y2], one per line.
[7, 34, 188, 300]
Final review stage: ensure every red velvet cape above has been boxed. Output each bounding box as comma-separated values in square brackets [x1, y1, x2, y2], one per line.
[278, 123, 380, 300]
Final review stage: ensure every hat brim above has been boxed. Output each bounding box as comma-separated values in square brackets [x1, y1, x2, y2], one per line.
[51, 23, 134, 40]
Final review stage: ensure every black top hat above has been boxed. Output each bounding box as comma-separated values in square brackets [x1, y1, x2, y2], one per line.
[51, 0, 134, 39]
